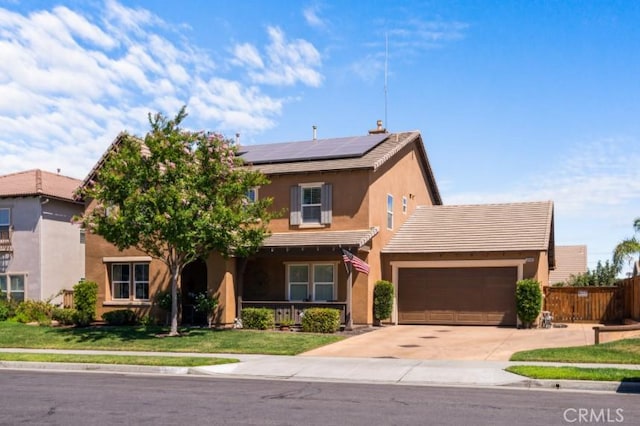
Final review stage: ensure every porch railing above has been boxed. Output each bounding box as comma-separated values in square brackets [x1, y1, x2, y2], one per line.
[241, 301, 347, 325]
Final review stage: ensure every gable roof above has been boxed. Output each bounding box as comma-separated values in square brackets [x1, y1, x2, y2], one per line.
[548, 245, 588, 284]
[382, 201, 554, 254]
[241, 131, 442, 205]
[0, 169, 82, 203]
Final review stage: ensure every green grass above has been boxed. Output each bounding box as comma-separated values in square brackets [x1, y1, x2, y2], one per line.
[506, 365, 640, 382]
[0, 352, 236, 367]
[510, 338, 640, 364]
[0, 322, 343, 355]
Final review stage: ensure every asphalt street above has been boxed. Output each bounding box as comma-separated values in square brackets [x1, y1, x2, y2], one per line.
[1, 370, 638, 426]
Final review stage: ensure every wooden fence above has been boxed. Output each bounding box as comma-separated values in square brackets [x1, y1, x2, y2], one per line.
[544, 276, 640, 324]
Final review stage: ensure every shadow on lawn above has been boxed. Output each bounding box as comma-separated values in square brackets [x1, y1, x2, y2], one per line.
[44, 325, 218, 343]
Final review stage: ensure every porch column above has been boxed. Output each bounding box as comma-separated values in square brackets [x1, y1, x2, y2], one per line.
[346, 271, 353, 330]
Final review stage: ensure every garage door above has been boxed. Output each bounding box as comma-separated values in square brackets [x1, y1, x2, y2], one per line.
[398, 267, 517, 326]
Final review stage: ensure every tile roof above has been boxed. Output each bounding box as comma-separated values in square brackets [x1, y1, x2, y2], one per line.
[0, 169, 81, 202]
[263, 227, 379, 249]
[382, 201, 554, 253]
[549, 245, 588, 284]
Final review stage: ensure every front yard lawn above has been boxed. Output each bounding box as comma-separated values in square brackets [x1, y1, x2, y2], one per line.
[506, 365, 640, 382]
[510, 338, 640, 364]
[0, 352, 236, 367]
[0, 322, 344, 355]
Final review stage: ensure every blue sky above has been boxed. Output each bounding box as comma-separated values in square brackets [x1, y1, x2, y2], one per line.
[1, 0, 639, 272]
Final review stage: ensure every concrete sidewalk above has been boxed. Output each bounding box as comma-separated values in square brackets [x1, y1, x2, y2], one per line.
[1, 348, 639, 393]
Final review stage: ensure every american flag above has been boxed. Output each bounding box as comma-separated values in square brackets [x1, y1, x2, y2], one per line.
[341, 249, 370, 275]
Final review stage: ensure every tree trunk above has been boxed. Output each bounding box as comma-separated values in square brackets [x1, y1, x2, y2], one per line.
[169, 265, 181, 336]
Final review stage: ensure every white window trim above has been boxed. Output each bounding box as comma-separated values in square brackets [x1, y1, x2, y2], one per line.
[313, 263, 337, 302]
[109, 262, 150, 301]
[246, 187, 259, 203]
[285, 261, 338, 302]
[300, 182, 323, 225]
[402, 196, 408, 214]
[387, 194, 394, 230]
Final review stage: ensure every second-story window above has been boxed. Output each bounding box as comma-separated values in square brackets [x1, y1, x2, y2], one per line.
[302, 186, 321, 223]
[290, 183, 332, 226]
[387, 194, 394, 230]
[246, 188, 258, 203]
[0, 208, 10, 238]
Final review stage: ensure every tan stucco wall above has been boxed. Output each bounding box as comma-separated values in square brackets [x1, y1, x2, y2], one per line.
[264, 171, 370, 233]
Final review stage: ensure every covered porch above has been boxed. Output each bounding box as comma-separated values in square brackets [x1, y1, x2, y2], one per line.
[238, 227, 378, 328]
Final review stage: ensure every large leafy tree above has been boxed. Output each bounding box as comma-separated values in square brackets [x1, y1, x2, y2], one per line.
[613, 218, 640, 274]
[77, 107, 274, 336]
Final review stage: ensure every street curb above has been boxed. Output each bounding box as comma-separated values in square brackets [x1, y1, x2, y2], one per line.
[0, 361, 190, 375]
[505, 378, 640, 393]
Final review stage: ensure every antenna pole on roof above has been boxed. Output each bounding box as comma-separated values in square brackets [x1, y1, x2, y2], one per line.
[384, 32, 388, 131]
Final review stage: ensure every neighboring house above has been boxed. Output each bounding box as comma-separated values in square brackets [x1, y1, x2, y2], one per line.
[0, 169, 84, 305]
[84, 123, 556, 327]
[548, 245, 588, 285]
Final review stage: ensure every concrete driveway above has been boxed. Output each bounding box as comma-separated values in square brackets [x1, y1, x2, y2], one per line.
[301, 324, 598, 361]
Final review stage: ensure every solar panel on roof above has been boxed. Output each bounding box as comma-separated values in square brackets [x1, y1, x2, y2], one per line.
[239, 133, 389, 164]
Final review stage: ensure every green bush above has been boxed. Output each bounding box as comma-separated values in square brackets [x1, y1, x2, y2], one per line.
[14, 300, 54, 324]
[0, 293, 17, 321]
[73, 280, 98, 326]
[301, 308, 340, 333]
[566, 260, 618, 287]
[52, 307, 77, 325]
[516, 279, 542, 327]
[241, 307, 274, 330]
[102, 309, 139, 326]
[373, 280, 394, 323]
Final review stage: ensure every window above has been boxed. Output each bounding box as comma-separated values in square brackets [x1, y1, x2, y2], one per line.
[402, 196, 407, 214]
[0, 208, 9, 238]
[110, 263, 149, 301]
[290, 183, 332, 226]
[387, 194, 394, 229]
[287, 263, 336, 302]
[0, 274, 25, 302]
[288, 264, 309, 301]
[302, 186, 322, 223]
[246, 188, 258, 203]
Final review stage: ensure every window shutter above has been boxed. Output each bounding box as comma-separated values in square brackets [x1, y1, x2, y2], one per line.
[321, 183, 332, 224]
[290, 185, 301, 225]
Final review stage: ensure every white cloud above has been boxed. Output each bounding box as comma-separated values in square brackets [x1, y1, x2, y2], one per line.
[0, 1, 323, 179]
[303, 5, 325, 29]
[235, 26, 323, 87]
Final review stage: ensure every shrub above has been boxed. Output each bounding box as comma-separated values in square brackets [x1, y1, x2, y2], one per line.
[241, 307, 274, 330]
[73, 280, 98, 326]
[52, 307, 77, 325]
[301, 308, 340, 333]
[516, 279, 542, 327]
[0, 293, 17, 321]
[373, 280, 394, 324]
[102, 309, 138, 326]
[14, 300, 54, 324]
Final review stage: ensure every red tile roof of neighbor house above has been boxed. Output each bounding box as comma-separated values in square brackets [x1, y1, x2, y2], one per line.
[0, 169, 82, 202]
[382, 201, 554, 254]
[548, 245, 588, 284]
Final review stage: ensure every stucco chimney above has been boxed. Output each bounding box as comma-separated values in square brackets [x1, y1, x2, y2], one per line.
[368, 119, 387, 134]
[312, 125, 317, 140]
[235, 133, 240, 145]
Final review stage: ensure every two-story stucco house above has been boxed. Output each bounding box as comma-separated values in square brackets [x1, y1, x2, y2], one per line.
[85, 123, 555, 327]
[0, 169, 84, 305]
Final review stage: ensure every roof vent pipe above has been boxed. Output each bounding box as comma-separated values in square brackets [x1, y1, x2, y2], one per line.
[312, 125, 317, 141]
